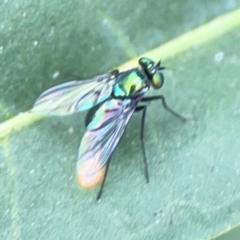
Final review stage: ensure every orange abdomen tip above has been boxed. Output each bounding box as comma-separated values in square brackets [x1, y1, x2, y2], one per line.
[77, 160, 105, 189]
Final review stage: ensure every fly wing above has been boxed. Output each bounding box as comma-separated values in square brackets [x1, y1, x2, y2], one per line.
[31, 73, 117, 116]
[77, 98, 139, 186]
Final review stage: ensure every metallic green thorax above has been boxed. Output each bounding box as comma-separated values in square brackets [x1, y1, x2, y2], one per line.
[112, 70, 149, 99]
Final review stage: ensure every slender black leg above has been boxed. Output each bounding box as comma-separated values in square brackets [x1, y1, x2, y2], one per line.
[140, 95, 187, 122]
[96, 158, 111, 201]
[135, 106, 149, 183]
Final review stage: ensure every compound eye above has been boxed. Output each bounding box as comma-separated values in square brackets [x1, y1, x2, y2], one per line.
[152, 72, 164, 89]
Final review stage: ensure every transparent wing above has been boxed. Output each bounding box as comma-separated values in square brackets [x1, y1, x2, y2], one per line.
[77, 98, 139, 178]
[31, 73, 117, 116]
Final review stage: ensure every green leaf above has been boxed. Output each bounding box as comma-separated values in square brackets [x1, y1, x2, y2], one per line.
[1, 1, 240, 239]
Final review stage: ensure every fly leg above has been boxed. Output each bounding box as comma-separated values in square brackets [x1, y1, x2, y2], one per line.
[96, 158, 111, 201]
[140, 95, 187, 122]
[135, 106, 149, 183]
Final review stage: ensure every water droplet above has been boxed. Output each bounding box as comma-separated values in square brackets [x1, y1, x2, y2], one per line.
[68, 127, 74, 134]
[214, 52, 224, 62]
[33, 41, 38, 46]
[49, 26, 55, 36]
[102, 19, 108, 25]
[52, 71, 60, 79]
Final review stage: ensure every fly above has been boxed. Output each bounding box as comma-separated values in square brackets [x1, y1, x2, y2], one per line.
[31, 57, 187, 200]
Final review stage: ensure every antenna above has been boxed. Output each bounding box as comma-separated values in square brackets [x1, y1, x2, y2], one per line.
[156, 47, 166, 70]
[156, 59, 165, 70]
